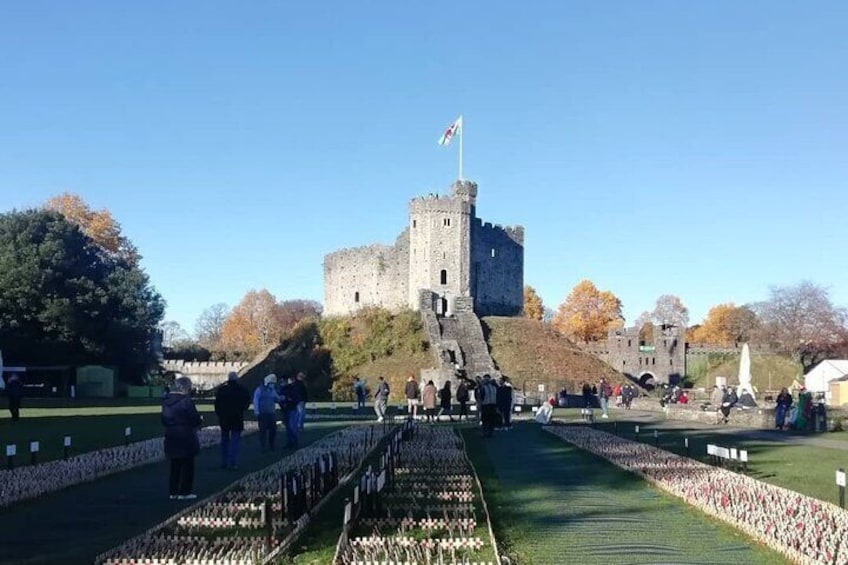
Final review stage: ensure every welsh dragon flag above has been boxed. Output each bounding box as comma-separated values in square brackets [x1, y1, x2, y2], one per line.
[438, 116, 462, 145]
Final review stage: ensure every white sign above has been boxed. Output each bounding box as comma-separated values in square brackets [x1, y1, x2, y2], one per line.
[64, 436, 71, 447]
[470, 405, 478, 411]
[730, 448, 738, 460]
[684, 437, 689, 448]
[331, 403, 337, 410]
[5, 445, 15, 457]
[124, 427, 131, 437]
[29, 441, 39, 453]
[344, 501, 352, 524]
[717, 447, 730, 460]
[740, 450, 748, 463]
[531, 407, 538, 413]
[837, 470, 846, 487]
[513, 405, 521, 413]
[707, 444, 716, 456]
[635, 425, 640, 434]
[537, 384, 545, 393]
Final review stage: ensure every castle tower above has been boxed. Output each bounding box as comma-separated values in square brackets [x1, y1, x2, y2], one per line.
[407, 180, 477, 314]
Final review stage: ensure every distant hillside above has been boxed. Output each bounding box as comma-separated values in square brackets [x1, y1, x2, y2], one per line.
[482, 316, 623, 394]
[686, 351, 802, 392]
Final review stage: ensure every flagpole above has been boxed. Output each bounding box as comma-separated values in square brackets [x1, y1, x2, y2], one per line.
[459, 116, 464, 180]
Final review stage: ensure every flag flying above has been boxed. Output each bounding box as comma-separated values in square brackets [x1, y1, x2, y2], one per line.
[438, 116, 462, 146]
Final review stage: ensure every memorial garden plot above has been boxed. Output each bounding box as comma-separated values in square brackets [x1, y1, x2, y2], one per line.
[334, 424, 499, 565]
[0, 423, 257, 507]
[545, 425, 848, 565]
[96, 425, 389, 565]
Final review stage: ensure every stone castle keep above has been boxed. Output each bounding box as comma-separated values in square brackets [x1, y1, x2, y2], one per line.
[324, 180, 524, 318]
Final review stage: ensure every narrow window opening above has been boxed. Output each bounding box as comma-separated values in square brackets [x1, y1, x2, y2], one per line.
[413, 220, 417, 228]
[652, 357, 656, 365]
[440, 269, 447, 285]
[491, 248, 496, 258]
[627, 340, 631, 347]
[354, 291, 360, 303]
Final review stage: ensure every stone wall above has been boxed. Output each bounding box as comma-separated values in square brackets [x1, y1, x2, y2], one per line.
[604, 325, 686, 385]
[323, 231, 409, 316]
[162, 360, 249, 390]
[471, 220, 524, 316]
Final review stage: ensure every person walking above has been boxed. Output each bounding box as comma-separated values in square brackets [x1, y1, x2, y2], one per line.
[581, 382, 593, 422]
[294, 372, 308, 431]
[422, 380, 437, 423]
[598, 377, 612, 419]
[479, 375, 498, 437]
[214, 371, 251, 469]
[162, 376, 202, 500]
[353, 377, 366, 411]
[253, 374, 280, 452]
[6, 374, 23, 422]
[374, 376, 390, 422]
[439, 380, 454, 422]
[280, 376, 301, 449]
[456, 380, 470, 421]
[775, 387, 793, 430]
[496, 377, 514, 430]
[405, 375, 420, 420]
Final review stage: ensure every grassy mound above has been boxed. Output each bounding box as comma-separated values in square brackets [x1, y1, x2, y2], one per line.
[483, 316, 622, 393]
[686, 351, 802, 392]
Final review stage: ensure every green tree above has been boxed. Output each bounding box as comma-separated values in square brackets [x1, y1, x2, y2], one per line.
[0, 209, 164, 374]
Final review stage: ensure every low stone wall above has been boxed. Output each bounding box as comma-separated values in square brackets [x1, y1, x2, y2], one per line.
[625, 397, 773, 428]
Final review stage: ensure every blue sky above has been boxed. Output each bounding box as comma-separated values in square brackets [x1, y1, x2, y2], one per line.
[2, 1, 846, 333]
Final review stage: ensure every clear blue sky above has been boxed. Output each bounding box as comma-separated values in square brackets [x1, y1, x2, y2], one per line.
[2, 1, 847, 333]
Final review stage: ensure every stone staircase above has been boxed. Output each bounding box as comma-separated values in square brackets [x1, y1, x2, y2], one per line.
[418, 291, 500, 384]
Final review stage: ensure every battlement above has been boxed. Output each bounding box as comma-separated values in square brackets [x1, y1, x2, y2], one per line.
[162, 360, 248, 374]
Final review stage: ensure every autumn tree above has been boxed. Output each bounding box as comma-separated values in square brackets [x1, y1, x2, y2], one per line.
[755, 282, 847, 371]
[277, 300, 323, 333]
[44, 193, 139, 266]
[522, 285, 544, 321]
[195, 303, 230, 349]
[633, 311, 654, 344]
[650, 294, 689, 328]
[552, 280, 623, 342]
[689, 303, 760, 345]
[220, 289, 284, 354]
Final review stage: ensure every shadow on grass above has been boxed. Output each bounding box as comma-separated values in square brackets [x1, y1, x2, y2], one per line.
[463, 423, 783, 565]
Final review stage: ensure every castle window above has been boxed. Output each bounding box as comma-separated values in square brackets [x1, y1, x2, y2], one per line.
[440, 269, 448, 285]
[491, 248, 496, 258]
[354, 292, 360, 303]
[443, 218, 451, 227]
[652, 357, 656, 365]
[627, 340, 631, 347]
[413, 220, 417, 228]
[622, 360, 626, 366]
[670, 359, 673, 366]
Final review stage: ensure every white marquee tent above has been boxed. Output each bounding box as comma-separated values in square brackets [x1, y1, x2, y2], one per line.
[804, 360, 848, 394]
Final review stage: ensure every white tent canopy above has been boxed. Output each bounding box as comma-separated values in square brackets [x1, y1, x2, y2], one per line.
[804, 360, 848, 394]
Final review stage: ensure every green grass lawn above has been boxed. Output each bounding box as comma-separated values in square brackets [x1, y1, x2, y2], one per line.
[0, 422, 350, 565]
[463, 423, 787, 565]
[561, 409, 848, 507]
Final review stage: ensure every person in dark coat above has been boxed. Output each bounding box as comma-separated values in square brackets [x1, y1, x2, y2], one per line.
[162, 377, 202, 500]
[6, 374, 23, 421]
[279, 376, 301, 449]
[775, 387, 793, 430]
[438, 380, 454, 422]
[496, 377, 514, 430]
[456, 379, 470, 421]
[295, 372, 308, 431]
[214, 372, 251, 469]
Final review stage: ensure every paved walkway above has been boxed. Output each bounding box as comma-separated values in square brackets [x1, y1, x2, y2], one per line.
[468, 424, 781, 564]
[602, 408, 848, 451]
[0, 423, 347, 565]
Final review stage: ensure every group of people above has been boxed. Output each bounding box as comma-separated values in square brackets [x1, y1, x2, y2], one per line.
[403, 374, 473, 423]
[160, 370, 309, 501]
[708, 384, 757, 424]
[251, 372, 308, 452]
[659, 385, 690, 407]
